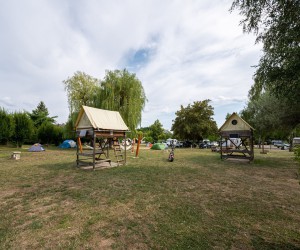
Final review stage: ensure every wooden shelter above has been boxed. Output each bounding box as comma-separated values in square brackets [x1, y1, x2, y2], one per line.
[75, 106, 130, 169]
[219, 112, 254, 161]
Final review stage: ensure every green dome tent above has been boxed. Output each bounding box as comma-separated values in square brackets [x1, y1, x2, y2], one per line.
[151, 143, 166, 150]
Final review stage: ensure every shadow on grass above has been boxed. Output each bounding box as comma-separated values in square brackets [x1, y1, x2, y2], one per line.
[251, 234, 300, 250]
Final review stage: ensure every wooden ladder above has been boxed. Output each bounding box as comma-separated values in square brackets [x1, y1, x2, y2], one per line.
[113, 142, 125, 166]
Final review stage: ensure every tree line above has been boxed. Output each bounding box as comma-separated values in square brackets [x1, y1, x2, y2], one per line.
[137, 100, 219, 144]
[0, 102, 64, 147]
[64, 69, 220, 143]
[0, 69, 220, 147]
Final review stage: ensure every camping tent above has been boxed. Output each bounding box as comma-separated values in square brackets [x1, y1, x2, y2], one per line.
[151, 143, 166, 150]
[28, 143, 45, 152]
[59, 140, 76, 149]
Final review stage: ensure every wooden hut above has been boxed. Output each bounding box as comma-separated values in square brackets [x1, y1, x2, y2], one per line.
[75, 106, 129, 169]
[219, 112, 254, 161]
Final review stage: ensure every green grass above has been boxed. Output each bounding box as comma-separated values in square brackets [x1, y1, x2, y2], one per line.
[0, 145, 299, 249]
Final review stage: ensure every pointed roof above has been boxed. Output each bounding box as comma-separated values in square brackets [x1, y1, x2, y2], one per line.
[219, 112, 254, 132]
[75, 106, 129, 131]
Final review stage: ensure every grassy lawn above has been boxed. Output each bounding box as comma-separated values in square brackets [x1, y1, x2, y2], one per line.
[0, 145, 299, 249]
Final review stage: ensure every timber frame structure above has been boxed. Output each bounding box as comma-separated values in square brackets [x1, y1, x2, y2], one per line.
[75, 106, 129, 170]
[219, 112, 254, 162]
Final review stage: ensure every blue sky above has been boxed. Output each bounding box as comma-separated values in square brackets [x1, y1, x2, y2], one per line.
[0, 0, 262, 130]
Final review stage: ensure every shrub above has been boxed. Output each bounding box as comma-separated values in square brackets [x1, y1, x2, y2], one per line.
[295, 147, 300, 162]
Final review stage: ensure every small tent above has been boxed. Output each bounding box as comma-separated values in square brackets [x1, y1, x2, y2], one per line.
[151, 143, 166, 150]
[59, 140, 76, 149]
[28, 143, 45, 152]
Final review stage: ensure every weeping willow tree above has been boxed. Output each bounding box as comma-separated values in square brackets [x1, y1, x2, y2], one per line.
[63, 69, 147, 133]
[95, 69, 147, 132]
[63, 71, 99, 115]
[63, 71, 99, 137]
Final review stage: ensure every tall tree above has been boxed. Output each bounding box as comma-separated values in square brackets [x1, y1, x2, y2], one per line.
[38, 122, 55, 145]
[12, 112, 34, 147]
[231, 0, 300, 128]
[0, 108, 15, 145]
[29, 101, 56, 127]
[96, 69, 147, 131]
[240, 91, 287, 143]
[149, 120, 164, 143]
[171, 100, 218, 141]
[63, 71, 99, 115]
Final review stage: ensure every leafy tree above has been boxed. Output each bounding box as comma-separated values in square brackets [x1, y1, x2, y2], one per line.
[162, 130, 173, 141]
[37, 122, 64, 146]
[63, 69, 147, 133]
[149, 120, 164, 143]
[240, 92, 281, 144]
[12, 112, 34, 147]
[63, 71, 99, 114]
[171, 100, 218, 142]
[241, 91, 294, 146]
[96, 69, 147, 132]
[0, 108, 15, 144]
[64, 113, 77, 140]
[38, 122, 55, 145]
[29, 101, 56, 128]
[52, 125, 64, 146]
[143, 136, 153, 143]
[231, 0, 300, 128]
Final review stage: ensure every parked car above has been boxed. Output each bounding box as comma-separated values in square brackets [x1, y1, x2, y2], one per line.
[210, 141, 219, 147]
[272, 140, 283, 147]
[274, 142, 290, 149]
[199, 142, 211, 149]
[166, 138, 177, 147]
[182, 141, 197, 148]
[281, 143, 290, 150]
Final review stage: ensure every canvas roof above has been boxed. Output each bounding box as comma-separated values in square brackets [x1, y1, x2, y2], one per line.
[219, 112, 254, 132]
[75, 106, 129, 131]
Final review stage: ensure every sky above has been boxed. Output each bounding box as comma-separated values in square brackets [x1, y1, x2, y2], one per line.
[0, 0, 262, 130]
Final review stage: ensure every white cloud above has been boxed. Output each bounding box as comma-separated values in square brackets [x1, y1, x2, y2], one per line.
[0, 0, 262, 128]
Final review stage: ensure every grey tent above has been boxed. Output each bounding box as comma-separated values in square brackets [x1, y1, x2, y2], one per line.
[28, 143, 45, 152]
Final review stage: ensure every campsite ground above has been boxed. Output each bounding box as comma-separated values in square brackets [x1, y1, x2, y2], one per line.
[0, 145, 299, 249]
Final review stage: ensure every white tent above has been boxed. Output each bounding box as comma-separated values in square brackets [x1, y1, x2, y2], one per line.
[75, 105, 129, 131]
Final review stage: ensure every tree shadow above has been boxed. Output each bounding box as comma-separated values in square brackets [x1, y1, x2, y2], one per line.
[251, 234, 300, 250]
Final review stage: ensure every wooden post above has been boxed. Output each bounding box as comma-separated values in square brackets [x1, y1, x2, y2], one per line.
[135, 135, 142, 157]
[76, 135, 79, 167]
[220, 135, 223, 160]
[131, 138, 134, 153]
[124, 133, 127, 165]
[93, 131, 96, 170]
[78, 137, 83, 153]
[107, 138, 110, 158]
[250, 130, 254, 161]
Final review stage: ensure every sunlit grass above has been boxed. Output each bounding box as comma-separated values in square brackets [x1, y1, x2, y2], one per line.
[0, 145, 299, 249]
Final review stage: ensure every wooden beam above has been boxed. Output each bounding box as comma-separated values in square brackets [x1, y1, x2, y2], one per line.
[93, 131, 96, 170]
